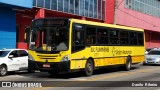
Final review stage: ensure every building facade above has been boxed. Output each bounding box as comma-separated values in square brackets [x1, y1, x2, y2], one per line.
[0, 0, 33, 49]
[0, 0, 159, 49]
[16, 0, 108, 49]
[114, 0, 160, 48]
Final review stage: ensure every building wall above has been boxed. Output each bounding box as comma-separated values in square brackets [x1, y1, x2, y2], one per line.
[0, 7, 16, 49]
[115, 0, 160, 48]
[0, 0, 33, 49]
[104, 0, 115, 24]
[0, 0, 33, 8]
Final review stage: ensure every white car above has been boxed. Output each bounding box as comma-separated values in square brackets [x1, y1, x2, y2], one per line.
[0, 49, 34, 76]
[144, 48, 160, 65]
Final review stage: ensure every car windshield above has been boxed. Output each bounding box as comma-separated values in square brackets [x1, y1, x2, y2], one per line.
[148, 50, 160, 55]
[0, 51, 10, 57]
[146, 48, 152, 52]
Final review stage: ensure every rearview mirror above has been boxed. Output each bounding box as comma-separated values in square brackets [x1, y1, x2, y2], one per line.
[8, 55, 14, 58]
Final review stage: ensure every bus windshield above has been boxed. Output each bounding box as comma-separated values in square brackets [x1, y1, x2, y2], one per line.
[29, 26, 69, 53]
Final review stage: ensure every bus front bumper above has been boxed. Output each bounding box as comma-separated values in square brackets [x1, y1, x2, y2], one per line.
[28, 60, 70, 72]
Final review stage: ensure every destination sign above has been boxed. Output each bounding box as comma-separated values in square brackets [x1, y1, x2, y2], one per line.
[33, 19, 68, 27]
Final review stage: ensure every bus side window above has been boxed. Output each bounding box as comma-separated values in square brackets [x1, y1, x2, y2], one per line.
[96, 28, 109, 45]
[120, 31, 129, 45]
[110, 29, 119, 45]
[86, 26, 96, 45]
[129, 32, 137, 45]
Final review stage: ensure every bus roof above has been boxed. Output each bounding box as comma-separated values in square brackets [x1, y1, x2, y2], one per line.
[70, 19, 144, 32]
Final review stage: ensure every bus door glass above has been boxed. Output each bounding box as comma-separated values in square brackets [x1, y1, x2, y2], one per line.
[72, 23, 85, 53]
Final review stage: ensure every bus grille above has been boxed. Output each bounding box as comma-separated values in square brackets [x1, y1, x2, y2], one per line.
[37, 54, 58, 60]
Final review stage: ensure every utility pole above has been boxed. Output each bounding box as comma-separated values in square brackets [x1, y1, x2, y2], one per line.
[114, 0, 118, 25]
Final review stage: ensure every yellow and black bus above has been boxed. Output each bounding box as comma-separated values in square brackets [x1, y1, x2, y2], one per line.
[28, 18, 145, 76]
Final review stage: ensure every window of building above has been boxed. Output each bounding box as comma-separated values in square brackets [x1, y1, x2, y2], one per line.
[51, 0, 57, 10]
[89, 0, 94, 17]
[45, 0, 51, 9]
[58, 0, 63, 11]
[94, 0, 97, 18]
[151, 32, 160, 40]
[75, 0, 80, 15]
[64, 0, 69, 12]
[34, 0, 104, 20]
[125, 0, 160, 18]
[69, 0, 74, 14]
[37, 0, 44, 7]
[85, 0, 89, 17]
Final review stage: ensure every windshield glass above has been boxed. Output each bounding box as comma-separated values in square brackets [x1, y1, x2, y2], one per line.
[29, 26, 69, 53]
[0, 51, 10, 57]
[148, 50, 160, 55]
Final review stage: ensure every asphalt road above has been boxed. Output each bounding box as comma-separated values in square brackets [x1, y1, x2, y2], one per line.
[1, 64, 160, 90]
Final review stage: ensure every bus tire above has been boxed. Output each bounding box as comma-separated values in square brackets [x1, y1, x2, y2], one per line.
[0, 65, 7, 76]
[84, 59, 94, 76]
[124, 57, 132, 71]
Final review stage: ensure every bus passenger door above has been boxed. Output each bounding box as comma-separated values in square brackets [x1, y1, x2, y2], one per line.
[72, 23, 85, 53]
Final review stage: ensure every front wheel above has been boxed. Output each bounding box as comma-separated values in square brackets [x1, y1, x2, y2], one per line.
[84, 59, 94, 76]
[0, 65, 7, 76]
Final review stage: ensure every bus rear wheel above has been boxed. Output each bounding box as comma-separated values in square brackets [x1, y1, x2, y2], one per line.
[119, 57, 132, 71]
[84, 59, 94, 76]
[124, 57, 132, 71]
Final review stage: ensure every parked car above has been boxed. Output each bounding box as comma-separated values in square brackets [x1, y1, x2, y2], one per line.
[0, 49, 34, 76]
[144, 48, 160, 65]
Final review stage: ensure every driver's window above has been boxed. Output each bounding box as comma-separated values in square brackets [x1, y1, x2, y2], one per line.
[9, 50, 18, 58]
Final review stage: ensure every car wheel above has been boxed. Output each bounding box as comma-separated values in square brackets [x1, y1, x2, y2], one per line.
[84, 59, 94, 76]
[0, 65, 7, 76]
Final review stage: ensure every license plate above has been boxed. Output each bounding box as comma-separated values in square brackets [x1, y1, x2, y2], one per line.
[43, 64, 50, 68]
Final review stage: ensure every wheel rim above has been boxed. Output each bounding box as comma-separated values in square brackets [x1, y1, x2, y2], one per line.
[127, 61, 131, 69]
[0, 67, 6, 76]
[127, 58, 131, 70]
[87, 62, 92, 73]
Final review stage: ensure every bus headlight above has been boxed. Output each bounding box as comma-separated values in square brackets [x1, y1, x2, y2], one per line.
[28, 54, 35, 61]
[61, 55, 70, 62]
